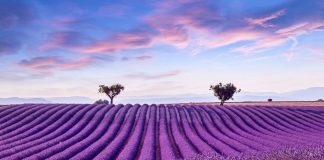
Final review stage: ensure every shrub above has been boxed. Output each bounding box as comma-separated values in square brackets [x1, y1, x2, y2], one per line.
[94, 99, 109, 104]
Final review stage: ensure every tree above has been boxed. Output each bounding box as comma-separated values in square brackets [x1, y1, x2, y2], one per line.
[99, 84, 124, 104]
[210, 83, 241, 105]
[94, 99, 109, 104]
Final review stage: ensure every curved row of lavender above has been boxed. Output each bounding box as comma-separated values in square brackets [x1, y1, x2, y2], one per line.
[0, 104, 324, 159]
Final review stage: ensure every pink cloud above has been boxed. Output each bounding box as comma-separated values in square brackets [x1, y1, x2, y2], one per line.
[146, 15, 188, 45]
[19, 57, 60, 70]
[41, 21, 186, 54]
[276, 22, 324, 36]
[37, 1, 272, 55]
[233, 22, 324, 54]
[39, 28, 156, 54]
[19, 56, 94, 72]
[233, 35, 287, 53]
[37, 1, 324, 57]
[246, 9, 286, 28]
[137, 0, 222, 49]
[60, 58, 93, 70]
[81, 31, 154, 54]
[209, 29, 262, 48]
[39, 31, 93, 52]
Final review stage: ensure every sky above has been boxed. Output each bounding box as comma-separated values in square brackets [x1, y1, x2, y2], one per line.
[0, 0, 323, 99]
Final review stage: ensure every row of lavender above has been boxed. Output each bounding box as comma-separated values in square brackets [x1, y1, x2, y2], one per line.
[0, 104, 324, 159]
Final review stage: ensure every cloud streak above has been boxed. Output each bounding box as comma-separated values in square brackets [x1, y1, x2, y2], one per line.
[82, 28, 156, 53]
[124, 70, 181, 80]
[19, 56, 94, 73]
[246, 9, 286, 28]
[121, 55, 153, 62]
[233, 21, 324, 54]
[39, 31, 94, 52]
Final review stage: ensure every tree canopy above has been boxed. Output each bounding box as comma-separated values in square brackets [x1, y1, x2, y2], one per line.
[210, 83, 241, 105]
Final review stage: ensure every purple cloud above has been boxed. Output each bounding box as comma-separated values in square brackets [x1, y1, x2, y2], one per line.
[18, 56, 94, 73]
[39, 28, 155, 54]
[121, 55, 153, 62]
[50, 17, 92, 29]
[39, 31, 94, 52]
[0, 2, 35, 30]
[0, 2, 35, 55]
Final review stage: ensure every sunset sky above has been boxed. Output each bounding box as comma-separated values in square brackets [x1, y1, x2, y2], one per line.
[0, 0, 323, 99]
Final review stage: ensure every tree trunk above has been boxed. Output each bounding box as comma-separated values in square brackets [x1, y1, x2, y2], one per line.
[220, 97, 224, 106]
[110, 97, 113, 104]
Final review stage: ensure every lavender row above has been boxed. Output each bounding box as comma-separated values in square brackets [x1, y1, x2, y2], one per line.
[1, 104, 106, 159]
[0, 104, 323, 159]
[69, 104, 131, 159]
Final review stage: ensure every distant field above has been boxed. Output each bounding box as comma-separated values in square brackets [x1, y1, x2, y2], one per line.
[0, 103, 324, 159]
[181, 101, 324, 107]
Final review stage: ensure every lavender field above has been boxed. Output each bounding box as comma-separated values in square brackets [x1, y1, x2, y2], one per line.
[0, 104, 324, 160]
